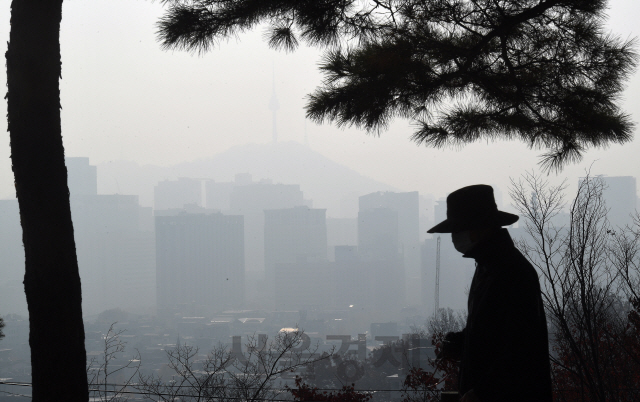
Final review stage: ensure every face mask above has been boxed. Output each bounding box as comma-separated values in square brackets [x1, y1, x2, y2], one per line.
[452, 230, 477, 254]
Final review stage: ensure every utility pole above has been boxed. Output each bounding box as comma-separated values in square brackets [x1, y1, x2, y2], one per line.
[435, 236, 440, 314]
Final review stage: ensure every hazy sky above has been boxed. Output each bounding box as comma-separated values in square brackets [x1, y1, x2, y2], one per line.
[1, 0, 640, 203]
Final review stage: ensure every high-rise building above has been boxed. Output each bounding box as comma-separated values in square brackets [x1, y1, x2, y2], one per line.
[205, 180, 235, 211]
[359, 192, 420, 252]
[73, 194, 142, 234]
[264, 206, 328, 309]
[333, 253, 405, 316]
[229, 177, 306, 273]
[155, 213, 245, 316]
[231, 180, 305, 214]
[356, 202, 406, 310]
[327, 218, 357, 261]
[66, 158, 156, 315]
[73, 196, 156, 315]
[358, 207, 399, 261]
[359, 191, 420, 304]
[264, 206, 327, 267]
[334, 245, 358, 262]
[66, 157, 97, 196]
[599, 176, 637, 228]
[154, 178, 202, 211]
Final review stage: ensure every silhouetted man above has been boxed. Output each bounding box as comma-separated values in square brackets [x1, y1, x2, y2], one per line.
[428, 185, 553, 402]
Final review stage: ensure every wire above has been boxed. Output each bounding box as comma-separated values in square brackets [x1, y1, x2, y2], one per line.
[0, 382, 291, 402]
[90, 388, 299, 401]
[9, 381, 639, 398]
[0, 389, 32, 398]
[2, 382, 638, 401]
[0, 382, 374, 402]
[0, 380, 432, 393]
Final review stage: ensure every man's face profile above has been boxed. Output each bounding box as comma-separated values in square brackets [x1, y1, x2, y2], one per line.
[451, 230, 477, 253]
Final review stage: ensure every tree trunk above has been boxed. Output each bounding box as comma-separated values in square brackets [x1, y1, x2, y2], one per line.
[6, 0, 88, 400]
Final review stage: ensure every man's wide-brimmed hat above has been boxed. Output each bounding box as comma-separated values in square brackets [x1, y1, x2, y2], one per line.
[427, 184, 519, 233]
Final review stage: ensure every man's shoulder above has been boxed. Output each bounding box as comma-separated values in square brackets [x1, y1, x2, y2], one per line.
[491, 246, 540, 283]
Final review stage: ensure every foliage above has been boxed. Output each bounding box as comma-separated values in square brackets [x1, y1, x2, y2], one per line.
[157, 0, 636, 171]
[0, 316, 4, 340]
[403, 307, 465, 397]
[400, 329, 460, 402]
[510, 172, 640, 402]
[86, 323, 141, 402]
[136, 329, 329, 402]
[425, 308, 465, 339]
[401, 367, 440, 402]
[304, 335, 417, 394]
[287, 376, 373, 402]
[298, 310, 464, 402]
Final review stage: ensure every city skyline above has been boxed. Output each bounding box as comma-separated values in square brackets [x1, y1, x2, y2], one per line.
[2, 155, 638, 320]
[3, 1, 640, 399]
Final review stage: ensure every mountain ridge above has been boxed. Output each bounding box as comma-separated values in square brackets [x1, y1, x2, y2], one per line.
[97, 141, 399, 217]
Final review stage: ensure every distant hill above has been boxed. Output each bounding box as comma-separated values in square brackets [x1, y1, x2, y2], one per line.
[97, 141, 397, 217]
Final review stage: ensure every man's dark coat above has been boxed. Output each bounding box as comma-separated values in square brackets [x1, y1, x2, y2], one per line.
[447, 229, 553, 402]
